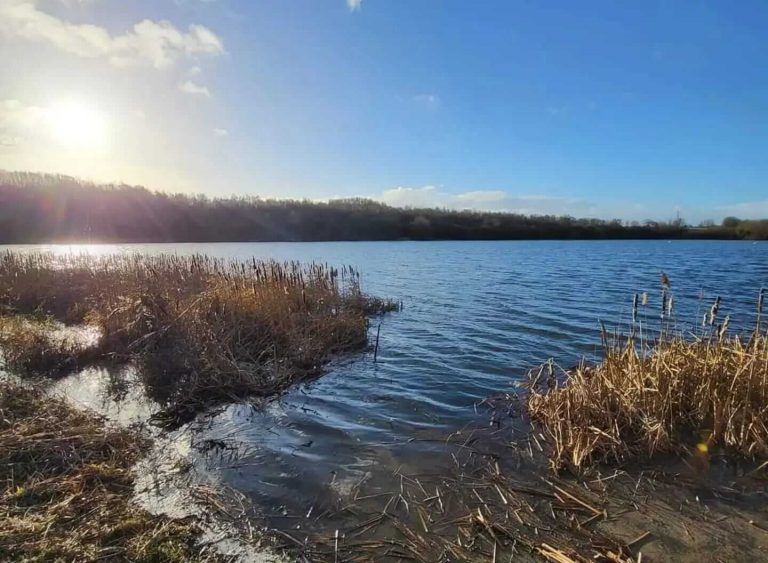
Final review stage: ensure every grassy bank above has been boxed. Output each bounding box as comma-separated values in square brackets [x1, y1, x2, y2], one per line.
[0, 381, 218, 562]
[0, 251, 397, 424]
[528, 293, 768, 471]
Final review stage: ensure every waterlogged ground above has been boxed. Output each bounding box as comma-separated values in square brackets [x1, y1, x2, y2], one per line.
[3, 240, 768, 559]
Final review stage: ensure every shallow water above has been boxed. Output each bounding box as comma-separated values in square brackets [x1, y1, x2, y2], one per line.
[4, 240, 768, 546]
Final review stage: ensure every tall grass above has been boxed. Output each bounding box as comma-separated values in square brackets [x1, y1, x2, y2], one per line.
[528, 291, 768, 471]
[0, 251, 397, 422]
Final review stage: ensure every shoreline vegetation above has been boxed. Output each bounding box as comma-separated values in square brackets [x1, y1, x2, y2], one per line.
[2, 171, 768, 243]
[1, 251, 768, 560]
[291, 287, 768, 562]
[0, 251, 398, 426]
[0, 381, 220, 562]
[529, 307, 768, 472]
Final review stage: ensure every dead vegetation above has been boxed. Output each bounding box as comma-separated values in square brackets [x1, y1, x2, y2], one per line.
[263, 424, 768, 563]
[0, 380, 220, 562]
[528, 287, 768, 471]
[0, 314, 101, 376]
[0, 251, 397, 424]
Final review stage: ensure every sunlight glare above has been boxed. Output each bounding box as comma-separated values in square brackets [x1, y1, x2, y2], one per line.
[48, 102, 109, 151]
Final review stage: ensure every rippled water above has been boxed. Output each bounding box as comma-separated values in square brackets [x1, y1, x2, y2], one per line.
[4, 240, 768, 544]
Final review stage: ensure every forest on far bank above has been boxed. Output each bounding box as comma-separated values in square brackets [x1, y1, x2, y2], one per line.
[1, 171, 766, 243]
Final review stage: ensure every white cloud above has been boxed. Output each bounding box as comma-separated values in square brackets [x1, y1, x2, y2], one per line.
[0, 0, 224, 69]
[376, 185, 640, 219]
[213, 128, 228, 137]
[188, 65, 202, 76]
[412, 94, 440, 109]
[179, 80, 211, 97]
[0, 99, 48, 147]
[374, 186, 746, 222]
[717, 200, 768, 220]
[347, 0, 363, 11]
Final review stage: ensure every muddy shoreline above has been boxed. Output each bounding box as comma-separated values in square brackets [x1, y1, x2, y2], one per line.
[5, 366, 767, 562]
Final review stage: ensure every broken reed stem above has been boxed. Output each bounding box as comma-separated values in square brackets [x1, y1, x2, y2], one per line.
[374, 323, 382, 363]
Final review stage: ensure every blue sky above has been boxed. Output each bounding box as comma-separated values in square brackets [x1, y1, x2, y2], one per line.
[1, 0, 767, 222]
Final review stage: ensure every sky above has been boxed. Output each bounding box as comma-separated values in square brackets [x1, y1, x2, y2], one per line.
[1, 0, 767, 222]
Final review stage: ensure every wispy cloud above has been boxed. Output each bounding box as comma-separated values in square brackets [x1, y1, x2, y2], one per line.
[412, 94, 440, 110]
[213, 128, 228, 137]
[179, 80, 211, 97]
[374, 185, 660, 220]
[378, 186, 589, 215]
[347, 0, 363, 12]
[0, 99, 47, 147]
[0, 0, 225, 69]
[717, 200, 768, 220]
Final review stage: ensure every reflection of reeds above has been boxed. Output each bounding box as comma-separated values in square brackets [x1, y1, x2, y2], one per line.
[529, 290, 768, 471]
[0, 251, 398, 424]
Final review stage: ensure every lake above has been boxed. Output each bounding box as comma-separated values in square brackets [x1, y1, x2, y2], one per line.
[3, 239, 767, 543]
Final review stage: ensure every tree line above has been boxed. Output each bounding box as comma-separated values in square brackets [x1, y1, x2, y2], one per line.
[0, 171, 766, 243]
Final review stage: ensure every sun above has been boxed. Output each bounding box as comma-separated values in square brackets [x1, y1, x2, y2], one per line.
[48, 102, 108, 151]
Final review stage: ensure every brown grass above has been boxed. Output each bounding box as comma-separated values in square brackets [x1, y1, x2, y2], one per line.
[528, 293, 768, 471]
[0, 315, 97, 376]
[0, 251, 398, 424]
[0, 381, 219, 562]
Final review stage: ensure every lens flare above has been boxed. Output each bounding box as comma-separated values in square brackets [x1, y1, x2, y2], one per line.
[48, 102, 108, 151]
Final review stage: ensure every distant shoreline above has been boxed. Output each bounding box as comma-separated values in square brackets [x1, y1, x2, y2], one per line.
[2, 170, 767, 243]
[2, 234, 765, 245]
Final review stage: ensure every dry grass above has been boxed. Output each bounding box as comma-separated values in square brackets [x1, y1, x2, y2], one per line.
[0, 381, 219, 562]
[0, 251, 398, 424]
[0, 314, 97, 376]
[528, 291, 768, 471]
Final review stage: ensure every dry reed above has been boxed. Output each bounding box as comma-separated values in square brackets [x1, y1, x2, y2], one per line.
[528, 290, 768, 471]
[0, 381, 219, 562]
[0, 251, 398, 424]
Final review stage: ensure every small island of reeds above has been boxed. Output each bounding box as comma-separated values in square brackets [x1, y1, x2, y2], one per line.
[0, 251, 398, 425]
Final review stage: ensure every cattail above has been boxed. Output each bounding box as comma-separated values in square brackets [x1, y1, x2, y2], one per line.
[718, 315, 730, 340]
[660, 272, 670, 289]
[708, 296, 721, 326]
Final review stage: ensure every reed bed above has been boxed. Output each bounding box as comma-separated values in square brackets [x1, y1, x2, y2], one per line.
[528, 290, 768, 471]
[0, 251, 397, 424]
[0, 381, 219, 562]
